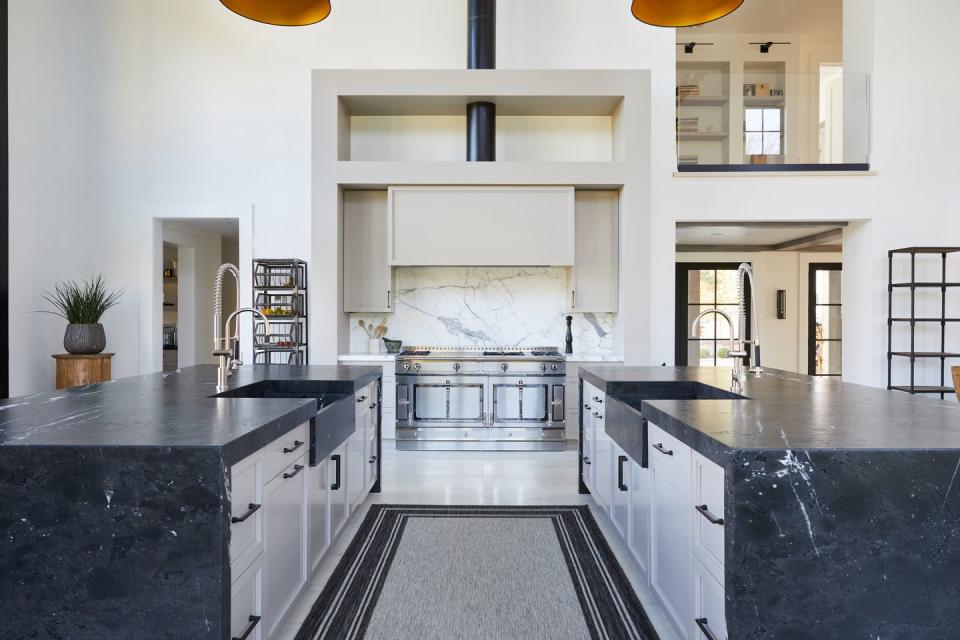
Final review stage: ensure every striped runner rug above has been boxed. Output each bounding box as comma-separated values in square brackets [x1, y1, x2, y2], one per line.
[294, 505, 659, 640]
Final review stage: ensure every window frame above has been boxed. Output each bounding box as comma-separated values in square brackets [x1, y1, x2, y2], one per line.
[675, 262, 752, 367]
[744, 106, 784, 157]
[807, 263, 843, 376]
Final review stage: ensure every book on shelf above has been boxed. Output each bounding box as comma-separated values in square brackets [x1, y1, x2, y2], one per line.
[676, 116, 699, 133]
[676, 84, 700, 97]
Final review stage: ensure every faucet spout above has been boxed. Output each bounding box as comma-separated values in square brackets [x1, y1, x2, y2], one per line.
[692, 307, 745, 393]
[737, 263, 763, 374]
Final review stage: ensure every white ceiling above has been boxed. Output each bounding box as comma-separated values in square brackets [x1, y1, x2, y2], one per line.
[677, 224, 844, 249]
[165, 218, 240, 242]
[680, 0, 842, 42]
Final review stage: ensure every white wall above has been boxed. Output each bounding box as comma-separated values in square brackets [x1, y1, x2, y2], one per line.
[9, 0, 960, 397]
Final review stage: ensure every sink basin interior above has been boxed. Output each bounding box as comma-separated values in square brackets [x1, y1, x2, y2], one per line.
[214, 380, 348, 409]
[616, 381, 745, 402]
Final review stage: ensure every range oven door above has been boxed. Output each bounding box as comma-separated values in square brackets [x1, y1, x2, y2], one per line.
[397, 374, 486, 428]
[490, 376, 565, 427]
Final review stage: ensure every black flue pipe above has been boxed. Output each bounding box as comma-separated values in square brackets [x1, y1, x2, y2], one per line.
[467, 0, 495, 161]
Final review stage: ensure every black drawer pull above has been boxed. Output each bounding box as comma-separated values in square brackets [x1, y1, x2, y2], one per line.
[695, 504, 725, 525]
[356, 395, 367, 403]
[231, 503, 261, 524]
[233, 615, 262, 640]
[583, 456, 591, 465]
[592, 396, 603, 403]
[593, 411, 603, 419]
[283, 440, 304, 454]
[652, 443, 674, 456]
[331, 454, 342, 490]
[369, 455, 377, 464]
[695, 617, 719, 640]
[369, 402, 378, 409]
[583, 403, 590, 409]
[617, 455, 628, 491]
[283, 464, 304, 479]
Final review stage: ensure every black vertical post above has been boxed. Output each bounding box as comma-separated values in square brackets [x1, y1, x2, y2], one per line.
[887, 251, 893, 390]
[0, 0, 8, 399]
[466, 0, 495, 162]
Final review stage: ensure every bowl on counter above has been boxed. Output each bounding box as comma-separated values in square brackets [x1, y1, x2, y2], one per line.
[382, 338, 402, 354]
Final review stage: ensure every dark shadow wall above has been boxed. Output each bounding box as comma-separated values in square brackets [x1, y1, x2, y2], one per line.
[1, 0, 8, 398]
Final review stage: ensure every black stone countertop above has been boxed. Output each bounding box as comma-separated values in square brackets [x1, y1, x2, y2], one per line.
[581, 365, 960, 453]
[0, 364, 381, 464]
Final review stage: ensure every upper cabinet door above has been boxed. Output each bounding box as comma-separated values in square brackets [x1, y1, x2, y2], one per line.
[387, 186, 575, 266]
[343, 190, 394, 312]
[569, 190, 619, 313]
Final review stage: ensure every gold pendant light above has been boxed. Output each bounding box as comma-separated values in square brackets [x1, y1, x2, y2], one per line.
[631, 0, 744, 27]
[220, 0, 332, 26]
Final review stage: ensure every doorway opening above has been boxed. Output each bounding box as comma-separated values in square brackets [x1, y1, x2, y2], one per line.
[808, 263, 842, 375]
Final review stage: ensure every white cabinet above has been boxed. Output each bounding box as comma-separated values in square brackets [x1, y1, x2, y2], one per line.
[230, 452, 264, 576]
[568, 190, 619, 313]
[628, 458, 651, 580]
[610, 443, 630, 538]
[650, 457, 692, 639]
[693, 557, 727, 640]
[263, 457, 308, 638]
[308, 458, 331, 575]
[387, 186, 575, 266]
[692, 452, 726, 584]
[581, 383, 596, 493]
[343, 190, 393, 312]
[329, 443, 349, 539]
[230, 555, 264, 640]
[586, 383, 611, 510]
[348, 383, 374, 510]
[364, 390, 379, 493]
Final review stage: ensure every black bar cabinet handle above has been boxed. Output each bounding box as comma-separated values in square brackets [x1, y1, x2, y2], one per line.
[695, 504, 725, 525]
[331, 454, 342, 490]
[583, 456, 591, 465]
[231, 503, 261, 524]
[617, 455, 628, 491]
[283, 440, 303, 454]
[695, 617, 719, 640]
[232, 615, 262, 640]
[652, 443, 674, 456]
[369, 455, 377, 464]
[283, 464, 304, 479]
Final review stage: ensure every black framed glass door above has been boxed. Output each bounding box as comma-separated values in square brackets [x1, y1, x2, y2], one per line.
[675, 263, 751, 366]
[808, 263, 842, 376]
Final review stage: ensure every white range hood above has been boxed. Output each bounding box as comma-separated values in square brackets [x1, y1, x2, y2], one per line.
[386, 186, 575, 266]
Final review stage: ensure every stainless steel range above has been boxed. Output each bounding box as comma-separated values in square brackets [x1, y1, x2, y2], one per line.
[395, 346, 567, 451]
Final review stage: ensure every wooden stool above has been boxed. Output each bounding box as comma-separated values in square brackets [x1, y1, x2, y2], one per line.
[953, 366, 960, 402]
[52, 353, 114, 389]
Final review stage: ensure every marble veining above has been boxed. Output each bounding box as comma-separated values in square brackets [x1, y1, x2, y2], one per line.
[349, 267, 614, 353]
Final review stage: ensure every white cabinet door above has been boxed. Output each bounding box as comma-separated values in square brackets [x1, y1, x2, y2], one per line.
[592, 404, 612, 511]
[610, 444, 631, 538]
[651, 464, 692, 639]
[230, 555, 264, 640]
[388, 186, 575, 266]
[263, 457, 307, 637]
[568, 190, 619, 313]
[343, 190, 393, 312]
[628, 458, 652, 581]
[364, 391, 378, 494]
[692, 452, 726, 583]
[230, 452, 264, 577]
[308, 459, 331, 575]
[581, 396, 595, 494]
[329, 445, 349, 539]
[693, 557, 727, 640]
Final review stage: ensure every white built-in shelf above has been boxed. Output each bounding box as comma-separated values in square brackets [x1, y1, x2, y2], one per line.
[676, 96, 729, 107]
[744, 95, 785, 107]
[335, 160, 629, 188]
[677, 131, 729, 141]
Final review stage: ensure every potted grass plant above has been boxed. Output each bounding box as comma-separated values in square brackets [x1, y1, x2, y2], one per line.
[41, 276, 123, 355]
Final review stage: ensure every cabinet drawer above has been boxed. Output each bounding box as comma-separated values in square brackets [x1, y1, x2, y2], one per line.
[262, 422, 309, 483]
[693, 557, 727, 640]
[229, 454, 264, 575]
[692, 452, 725, 581]
[231, 554, 264, 640]
[648, 422, 691, 483]
[263, 455, 308, 637]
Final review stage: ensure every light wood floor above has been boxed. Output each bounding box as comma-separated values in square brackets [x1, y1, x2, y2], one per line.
[275, 443, 682, 640]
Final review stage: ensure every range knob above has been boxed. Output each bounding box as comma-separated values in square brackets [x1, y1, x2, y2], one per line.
[402, 362, 411, 371]
[453, 363, 461, 372]
[551, 363, 560, 372]
[414, 362, 422, 372]
[540, 363, 548, 372]
[500, 363, 509, 372]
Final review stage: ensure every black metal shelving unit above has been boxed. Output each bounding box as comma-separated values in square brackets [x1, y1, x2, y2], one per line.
[887, 247, 960, 398]
[252, 259, 308, 365]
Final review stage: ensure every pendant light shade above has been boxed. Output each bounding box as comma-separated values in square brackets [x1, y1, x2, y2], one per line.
[631, 0, 744, 27]
[220, 0, 331, 26]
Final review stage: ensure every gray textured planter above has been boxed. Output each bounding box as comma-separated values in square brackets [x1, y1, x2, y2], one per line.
[64, 323, 106, 355]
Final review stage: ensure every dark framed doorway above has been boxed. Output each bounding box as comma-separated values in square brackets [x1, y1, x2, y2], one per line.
[808, 263, 842, 376]
[1, 0, 8, 398]
[675, 263, 752, 367]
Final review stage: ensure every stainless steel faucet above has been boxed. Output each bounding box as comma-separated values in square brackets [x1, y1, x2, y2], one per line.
[213, 263, 270, 392]
[691, 308, 747, 393]
[737, 263, 763, 375]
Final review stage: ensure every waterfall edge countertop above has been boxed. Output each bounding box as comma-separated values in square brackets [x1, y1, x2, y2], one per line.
[0, 364, 382, 464]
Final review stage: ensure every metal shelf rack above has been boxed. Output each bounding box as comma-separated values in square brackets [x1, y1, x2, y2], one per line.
[252, 259, 308, 365]
[887, 247, 960, 398]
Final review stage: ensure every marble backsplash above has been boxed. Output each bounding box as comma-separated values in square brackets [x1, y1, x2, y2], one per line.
[348, 267, 615, 354]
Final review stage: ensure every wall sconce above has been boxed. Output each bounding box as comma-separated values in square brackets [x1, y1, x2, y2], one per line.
[750, 41, 792, 54]
[776, 290, 787, 319]
[677, 42, 715, 54]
